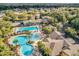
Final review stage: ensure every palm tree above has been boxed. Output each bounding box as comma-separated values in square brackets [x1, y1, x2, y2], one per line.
[0, 20, 13, 37]
[0, 45, 16, 56]
[27, 34, 32, 44]
[13, 39, 18, 45]
[25, 31, 33, 44]
[0, 30, 2, 37]
[25, 31, 31, 40]
[27, 40, 34, 44]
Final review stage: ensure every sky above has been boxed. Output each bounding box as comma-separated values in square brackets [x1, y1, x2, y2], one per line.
[0, 0, 79, 3]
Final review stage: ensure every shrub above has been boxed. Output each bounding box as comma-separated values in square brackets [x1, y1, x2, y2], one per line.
[71, 18, 79, 30]
[42, 27, 52, 34]
[37, 41, 52, 56]
[65, 27, 77, 38]
[27, 40, 34, 44]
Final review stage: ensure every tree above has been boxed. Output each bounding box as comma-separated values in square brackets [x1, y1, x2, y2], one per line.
[43, 47, 52, 56]
[0, 45, 16, 56]
[50, 17, 58, 26]
[65, 27, 77, 38]
[25, 31, 33, 44]
[4, 10, 16, 22]
[3, 16, 11, 21]
[0, 38, 5, 45]
[0, 20, 13, 37]
[71, 18, 79, 30]
[18, 13, 26, 20]
[38, 41, 45, 49]
[42, 26, 52, 34]
[27, 40, 34, 44]
[0, 30, 2, 36]
[37, 41, 52, 56]
[13, 39, 18, 45]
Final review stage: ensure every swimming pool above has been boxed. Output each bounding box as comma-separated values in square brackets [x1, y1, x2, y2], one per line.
[17, 26, 38, 32]
[13, 33, 41, 45]
[13, 36, 29, 45]
[12, 26, 41, 56]
[12, 33, 41, 56]
[20, 44, 34, 56]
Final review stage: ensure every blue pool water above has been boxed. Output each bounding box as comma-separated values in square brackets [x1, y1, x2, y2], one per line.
[18, 26, 38, 32]
[12, 26, 41, 56]
[13, 36, 29, 45]
[13, 33, 41, 56]
[13, 33, 41, 45]
[20, 44, 34, 56]
[31, 33, 41, 41]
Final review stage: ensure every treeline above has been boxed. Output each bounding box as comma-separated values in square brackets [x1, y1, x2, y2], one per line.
[0, 3, 79, 10]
